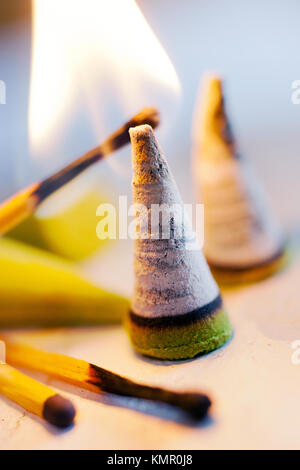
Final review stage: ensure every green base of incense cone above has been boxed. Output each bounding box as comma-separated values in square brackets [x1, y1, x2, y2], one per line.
[209, 247, 289, 287]
[125, 307, 232, 360]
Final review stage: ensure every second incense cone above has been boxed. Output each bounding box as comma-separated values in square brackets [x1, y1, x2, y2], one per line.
[193, 75, 287, 284]
[126, 125, 232, 360]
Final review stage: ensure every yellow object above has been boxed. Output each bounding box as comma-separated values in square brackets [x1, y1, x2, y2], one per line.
[3, 340, 212, 420]
[0, 238, 129, 327]
[0, 363, 75, 427]
[9, 190, 109, 261]
[0, 363, 54, 418]
[0, 184, 39, 237]
[5, 341, 96, 393]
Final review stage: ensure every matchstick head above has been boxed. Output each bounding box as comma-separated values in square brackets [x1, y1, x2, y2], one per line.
[193, 74, 286, 284]
[175, 392, 212, 420]
[43, 394, 76, 428]
[126, 124, 232, 360]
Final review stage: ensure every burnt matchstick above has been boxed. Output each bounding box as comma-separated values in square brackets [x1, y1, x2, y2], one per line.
[4, 340, 211, 420]
[0, 362, 76, 428]
[0, 107, 159, 236]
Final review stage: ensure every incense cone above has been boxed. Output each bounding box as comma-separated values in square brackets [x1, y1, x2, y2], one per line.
[126, 125, 232, 360]
[193, 75, 287, 285]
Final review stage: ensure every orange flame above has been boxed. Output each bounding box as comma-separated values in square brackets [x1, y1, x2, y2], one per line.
[29, 0, 180, 163]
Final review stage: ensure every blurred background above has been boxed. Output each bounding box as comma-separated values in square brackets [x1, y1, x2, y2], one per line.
[0, 0, 299, 270]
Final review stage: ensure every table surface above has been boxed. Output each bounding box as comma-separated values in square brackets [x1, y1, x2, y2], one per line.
[1, 238, 300, 450]
[1, 0, 300, 450]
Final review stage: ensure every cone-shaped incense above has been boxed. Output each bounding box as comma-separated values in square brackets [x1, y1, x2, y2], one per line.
[126, 125, 232, 360]
[193, 75, 287, 284]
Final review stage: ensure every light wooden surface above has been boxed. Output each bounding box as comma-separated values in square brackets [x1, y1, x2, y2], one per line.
[0, 239, 299, 450]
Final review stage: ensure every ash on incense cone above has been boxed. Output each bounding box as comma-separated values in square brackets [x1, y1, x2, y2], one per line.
[126, 124, 232, 360]
[193, 75, 287, 285]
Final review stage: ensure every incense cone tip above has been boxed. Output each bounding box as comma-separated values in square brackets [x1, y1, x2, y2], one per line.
[43, 394, 76, 428]
[203, 73, 224, 109]
[203, 71, 223, 84]
[130, 125, 169, 185]
[129, 123, 154, 141]
[195, 71, 237, 161]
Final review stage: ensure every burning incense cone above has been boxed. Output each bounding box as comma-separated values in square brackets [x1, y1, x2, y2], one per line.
[193, 75, 287, 285]
[0, 363, 76, 428]
[0, 107, 159, 236]
[126, 125, 232, 360]
[4, 341, 211, 420]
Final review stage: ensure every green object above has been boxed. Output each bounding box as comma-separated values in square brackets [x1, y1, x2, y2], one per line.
[125, 308, 232, 360]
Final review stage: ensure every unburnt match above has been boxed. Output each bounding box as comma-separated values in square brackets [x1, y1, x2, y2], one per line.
[0, 107, 159, 236]
[4, 341, 211, 420]
[0, 362, 76, 428]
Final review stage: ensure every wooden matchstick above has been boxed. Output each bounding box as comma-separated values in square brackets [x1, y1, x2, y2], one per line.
[5, 341, 211, 420]
[0, 107, 159, 236]
[0, 362, 76, 428]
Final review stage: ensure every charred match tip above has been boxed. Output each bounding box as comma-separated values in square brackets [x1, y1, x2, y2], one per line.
[174, 393, 212, 420]
[88, 363, 211, 420]
[0, 107, 160, 236]
[132, 107, 160, 130]
[43, 394, 76, 428]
